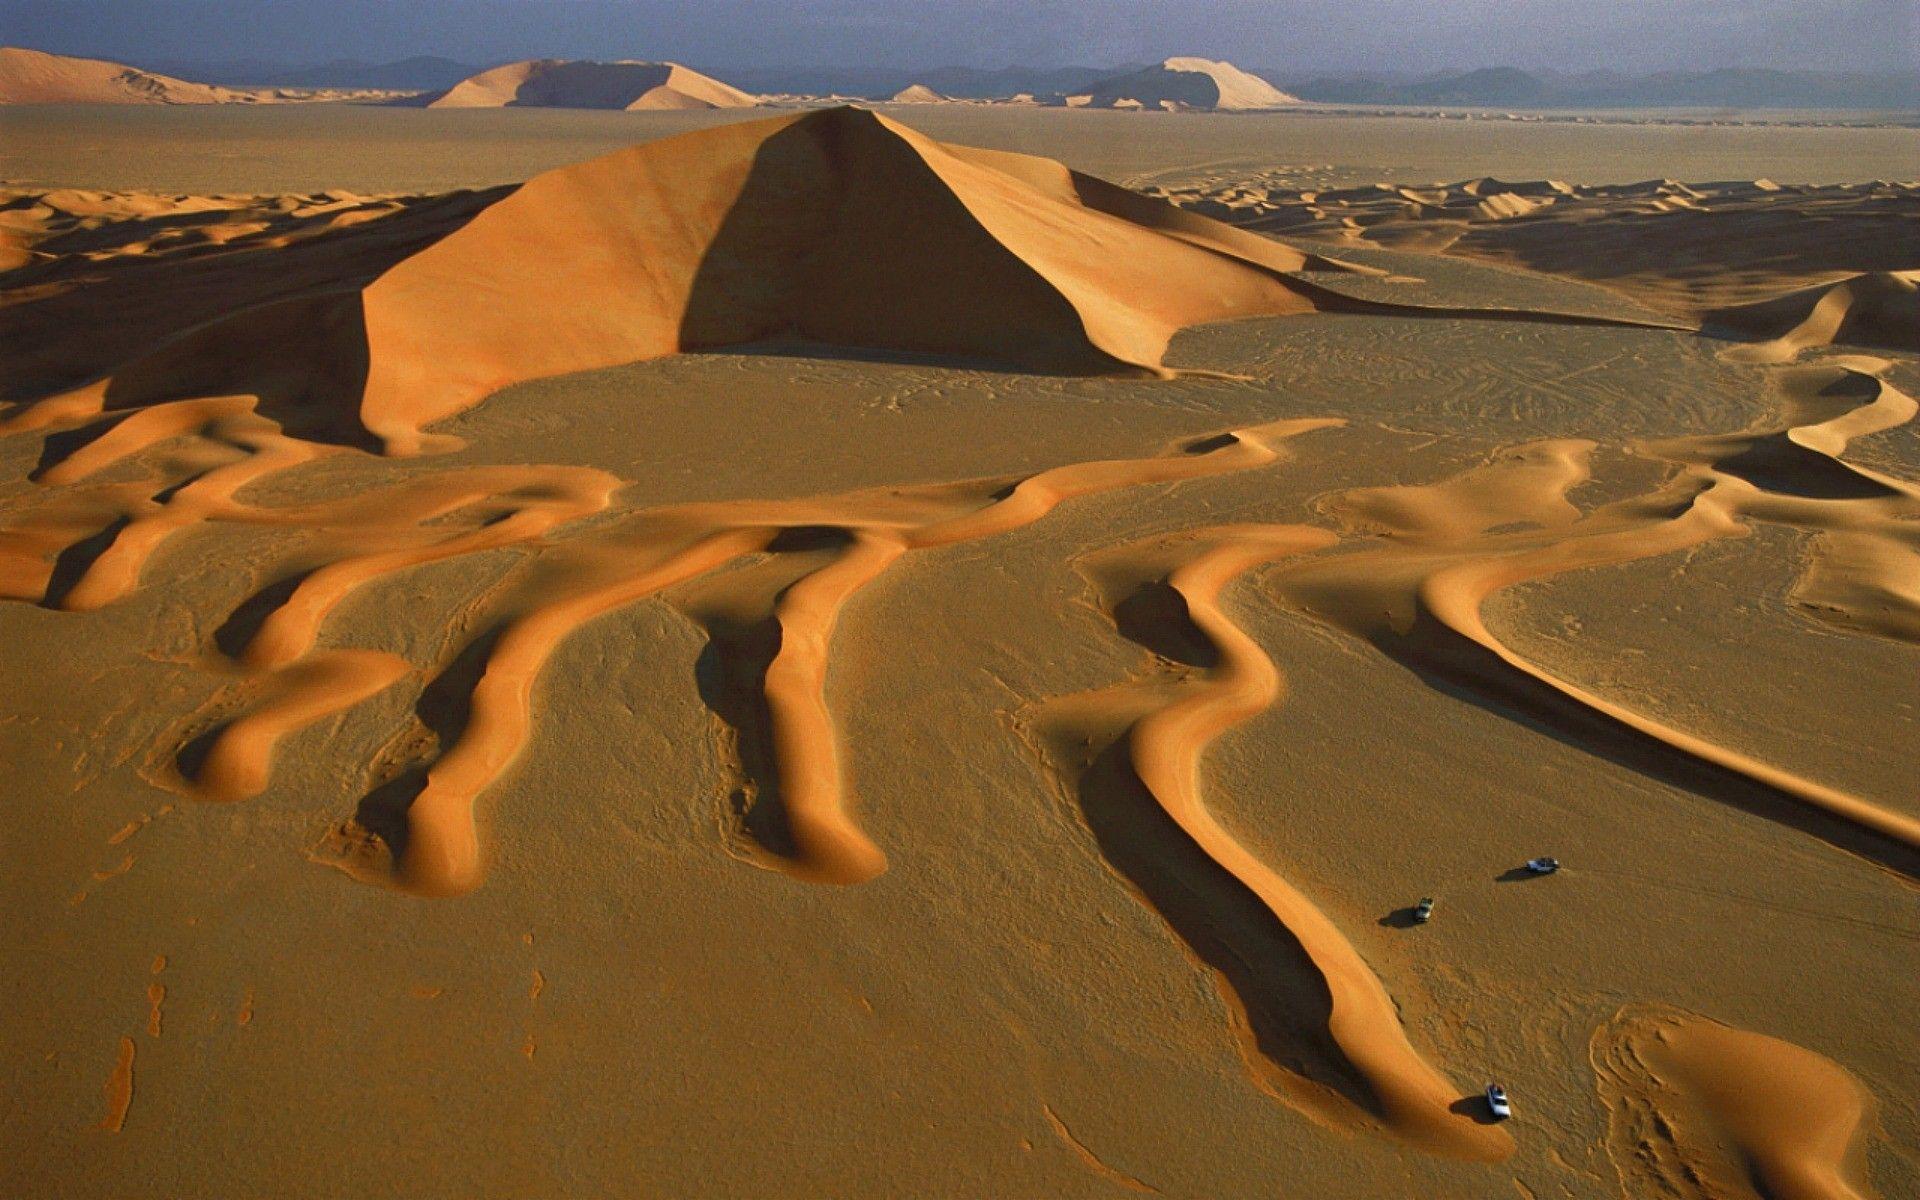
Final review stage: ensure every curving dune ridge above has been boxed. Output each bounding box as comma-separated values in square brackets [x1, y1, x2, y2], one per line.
[1712, 270, 1920, 364]
[1033, 525, 1514, 1159]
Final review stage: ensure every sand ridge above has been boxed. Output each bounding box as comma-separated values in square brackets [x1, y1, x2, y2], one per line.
[382, 418, 1337, 895]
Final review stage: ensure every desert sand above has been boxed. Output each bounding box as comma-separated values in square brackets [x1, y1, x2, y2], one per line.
[1, 104, 1916, 1198]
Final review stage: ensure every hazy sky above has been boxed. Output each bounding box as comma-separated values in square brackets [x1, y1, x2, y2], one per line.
[6, 0, 1917, 73]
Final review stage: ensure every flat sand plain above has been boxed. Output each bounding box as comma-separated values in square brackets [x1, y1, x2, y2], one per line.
[1, 106, 1916, 1199]
[4, 103, 1919, 192]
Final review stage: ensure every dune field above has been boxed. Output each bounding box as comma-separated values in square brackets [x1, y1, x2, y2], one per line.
[1, 104, 1916, 1198]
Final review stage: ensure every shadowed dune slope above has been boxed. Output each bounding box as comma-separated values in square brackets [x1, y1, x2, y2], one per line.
[422, 59, 759, 110]
[9, 107, 1345, 456]
[1710, 271, 1920, 363]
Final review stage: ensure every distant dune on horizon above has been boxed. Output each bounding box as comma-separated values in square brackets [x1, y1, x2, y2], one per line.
[1069, 57, 1301, 111]
[0, 45, 252, 104]
[0, 45, 409, 104]
[414, 58, 760, 110]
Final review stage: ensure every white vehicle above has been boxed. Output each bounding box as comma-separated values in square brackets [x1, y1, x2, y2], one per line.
[1524, 857, 1560, 875]
[1486, 1084, 1512, 1120]
[1413, 897, 1435, 923]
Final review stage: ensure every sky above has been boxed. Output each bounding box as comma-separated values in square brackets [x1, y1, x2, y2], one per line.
[5, 0, 1917, 74]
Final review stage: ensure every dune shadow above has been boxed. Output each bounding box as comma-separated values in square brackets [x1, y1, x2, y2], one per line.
[30, 419, 117, 481]
[94, 291, 386, 453]
[1052, 574, 1384, 1118]
[1711, 436, 1898, 500]
[349, 626, 505, 860]
[683, 523, 856, 867]
[39, 516, 128, 609]
[1447, 1094, 1505, 1125]
[1377, 906, 1424, 929]
[1375, 608, 1920, 880]
[173, 721, 224, 788]
[1112, 581, 1220, 668]
[2, 188, 512, 414]
[212, 572, 313, 660]
[677, 109, 1127, 378]
[1069, 734, 1380, 1117]
[692, 613, 800, 862]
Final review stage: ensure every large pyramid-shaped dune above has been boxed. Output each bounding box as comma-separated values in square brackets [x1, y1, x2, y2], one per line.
[424, 58, 758, 110]
[889, 84, 951, 104]
[0, 46, 241, 105]
[55, 108, 1348, 455]
[1079, 57, 1301, 111]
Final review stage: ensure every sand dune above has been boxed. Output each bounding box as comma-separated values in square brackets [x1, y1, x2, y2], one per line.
[3, 111, 1916, 1198]
[1712, 270, 1920, 362]
[4, 108, 1369, 457]
[0, 46, 395, 105]
[1073, 58, 1300, 111]
[0, 46, 243, 105]
[889, 84, 950, 104]
[1277, 362, 1920, 873]
[422, 59, 758, 110]
[1593, 1006, 1874, 1200]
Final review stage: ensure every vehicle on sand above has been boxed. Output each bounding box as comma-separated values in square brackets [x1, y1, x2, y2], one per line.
[1486, 1084, 1512, 1120]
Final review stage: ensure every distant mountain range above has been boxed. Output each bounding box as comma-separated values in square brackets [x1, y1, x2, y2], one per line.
[727, 64, 1125, 100]
[67, 54, 1920, 111]
[137, 55, 478, 90]
[1277, 66, 1920, 110]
